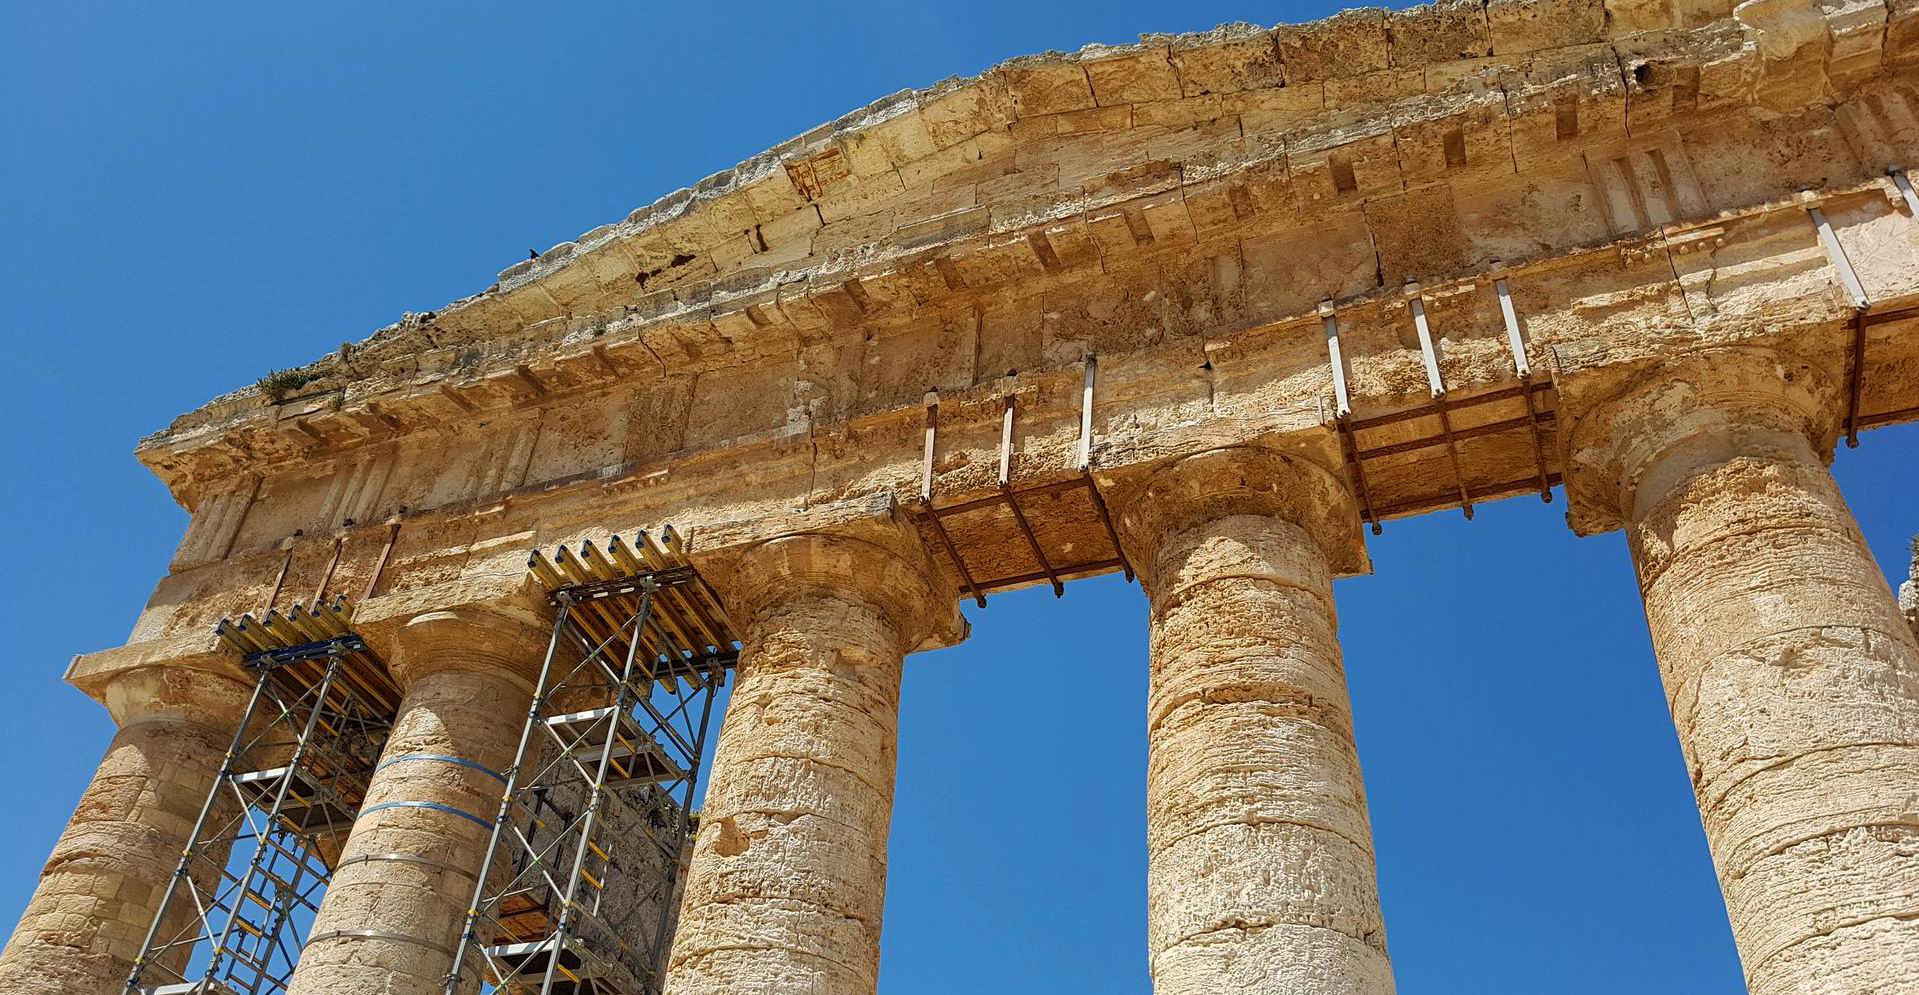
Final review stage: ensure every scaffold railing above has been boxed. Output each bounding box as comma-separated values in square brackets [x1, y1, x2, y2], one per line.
[127, 597, 399, 995]
[444, 528, 736, 995]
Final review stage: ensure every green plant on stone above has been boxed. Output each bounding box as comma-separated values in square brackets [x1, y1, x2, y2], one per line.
[257, 367, 325, 403]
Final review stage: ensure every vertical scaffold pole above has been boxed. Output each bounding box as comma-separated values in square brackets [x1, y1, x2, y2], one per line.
[442, 601, 572, 995]
[539, 584, 655, 994]
[126, 665, 272, 991]
[202, 656, 347, 986]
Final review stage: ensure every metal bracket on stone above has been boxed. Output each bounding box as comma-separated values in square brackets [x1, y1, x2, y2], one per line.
[920, 390, 940, 504]
[1077, 354, 1097, 474]
[1807, 202, 1871, 309]
[1891, 166, 1919, 218]
[913, 388, 982, 607]
[361, 520, 402, 602]
[997, 377, 1018, 489]
[312, 535, 346, 607]
[1491, 262, 1531, 380]
[910, 358, 1130, 603]
[1490, 261, 1553, 502]
[1806, 200, 1873, 446]
[263, 542, 295, 616]
[997, 384, 1060, 597]
[1407, 280, 1472, 519]
[1321, 298, 1352, 420]
[1322, 299, 1381, 535]
[1074, 353, 1132, 584]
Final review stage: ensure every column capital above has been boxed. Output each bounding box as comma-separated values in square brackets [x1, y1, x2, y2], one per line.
[1108, 444, 1369, 586]
[68, 649, 254, 733]
[699, 518, 964, 655]
[378, 591, 554, 694]
[0, 670, 247, 995]
[1558, 346, 1845, 534]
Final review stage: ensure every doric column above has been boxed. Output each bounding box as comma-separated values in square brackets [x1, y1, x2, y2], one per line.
[665, 529, 960, 995]
[286, 601, 550, 995]
[1563, 348, 1919, 995]
[0, 664, 251, 995]
[1112, 445, 1393, 995]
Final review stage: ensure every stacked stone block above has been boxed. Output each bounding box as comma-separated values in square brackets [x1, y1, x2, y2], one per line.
[0, 668, 250, 995]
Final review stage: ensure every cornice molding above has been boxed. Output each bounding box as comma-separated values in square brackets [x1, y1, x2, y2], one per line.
[136, 0, 1914, 502]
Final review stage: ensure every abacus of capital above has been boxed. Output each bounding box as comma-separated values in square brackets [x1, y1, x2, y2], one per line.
[6, 0, 1919, 992]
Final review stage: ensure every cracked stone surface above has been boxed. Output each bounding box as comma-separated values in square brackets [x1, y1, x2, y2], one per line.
[287, 604, 550, 995]
[664, 532, 955, 995]
[0, 667, 250, 995]
[14, 0, 1919, 989]
[1117, 447, 1391, 995]
[1567, 351, 1919, 995]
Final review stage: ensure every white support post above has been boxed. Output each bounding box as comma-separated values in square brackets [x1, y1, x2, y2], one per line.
[1406, 281, 1445, 398]
[1077, 355, 1097, 472]
[1321, 300, 1351, 420]
[998, 377, 1016, 490]
[1892, 167, 1919, 218]
[1808, 205, 1871, 309]
[1490, 260, 1530, 379]
[920, 390, 939, 504]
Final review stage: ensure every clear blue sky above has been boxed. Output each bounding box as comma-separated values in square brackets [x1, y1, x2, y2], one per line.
[3, 4, 1914, 993]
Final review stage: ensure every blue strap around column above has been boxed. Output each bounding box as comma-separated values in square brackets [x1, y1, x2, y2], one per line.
[372, 752, 506, 782]
[357, 800, 493, 830]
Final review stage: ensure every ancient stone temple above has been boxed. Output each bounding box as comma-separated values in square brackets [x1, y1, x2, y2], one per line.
[5, 0, 1918, 992]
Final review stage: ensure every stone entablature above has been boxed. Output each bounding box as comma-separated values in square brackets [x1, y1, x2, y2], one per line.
[106, 171, 1918, 666]
[139, 0, 1917, 503]
[57, 0, 1917, 698]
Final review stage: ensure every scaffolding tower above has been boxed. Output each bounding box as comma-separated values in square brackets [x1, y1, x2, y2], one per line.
[127, 597, 400, 995]
[444, 528, 737, 995]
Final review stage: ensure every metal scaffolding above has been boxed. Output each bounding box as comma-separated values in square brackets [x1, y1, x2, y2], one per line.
[913, 360, 1136, 607]
[444, 529, 736, 995]
[127, 597, 400, 995]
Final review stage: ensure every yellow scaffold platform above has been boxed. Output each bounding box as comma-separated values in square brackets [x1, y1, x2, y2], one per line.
[213, 595, 402, 715]
[447, 527, 737, 995]
[131, 597, 400, 995]
[527, 526, 738, 685]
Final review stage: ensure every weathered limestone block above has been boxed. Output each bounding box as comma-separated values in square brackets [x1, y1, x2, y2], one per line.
[665, 526, 960, 995]
[286, 600, 550, 995]
[1564, 348, 1919, 995]
[1112, 445, 1392, 995]
[0, 665, 251, 995]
